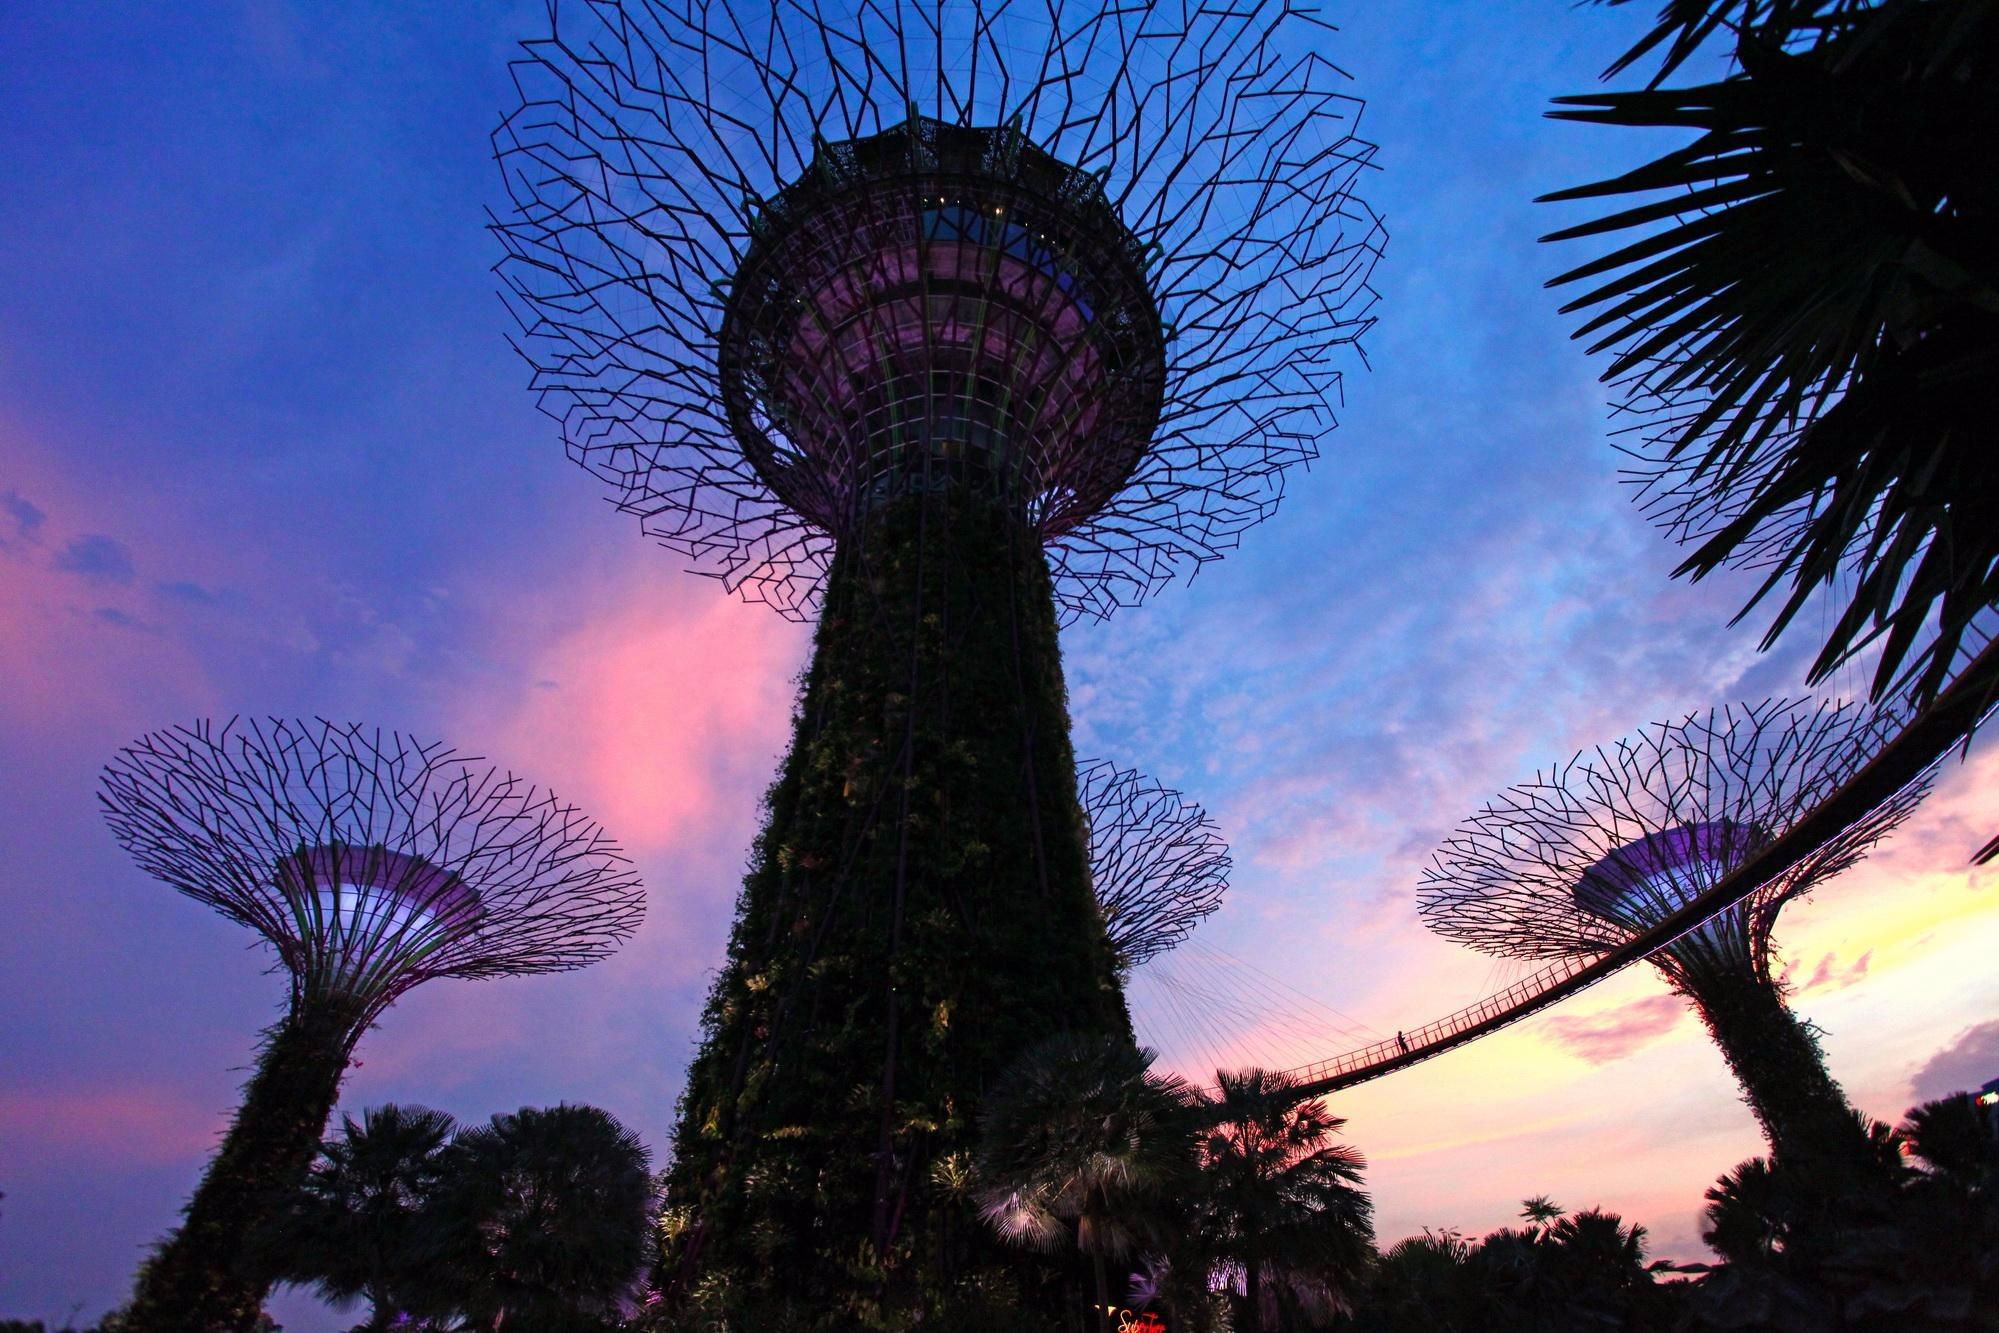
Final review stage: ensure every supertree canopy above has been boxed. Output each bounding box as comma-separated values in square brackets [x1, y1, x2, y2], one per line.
[1418, 698, 1928, 1173]
[100, 718, 643, 1330]
[1078, 758, 1230, 969]
[494, 0, 1382, 620]
[493, 1, 1380, 1322]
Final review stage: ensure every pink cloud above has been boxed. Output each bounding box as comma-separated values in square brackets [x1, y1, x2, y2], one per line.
[1538, 993, 1687, 1065]
[0, 427, 224, 736]
[1779, 948, 1873, 996]
[0, 522, 210, 736]
[460, 575, 805, 858]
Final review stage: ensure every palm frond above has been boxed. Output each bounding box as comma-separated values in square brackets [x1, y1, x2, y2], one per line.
[1546, 0, 1999, 715]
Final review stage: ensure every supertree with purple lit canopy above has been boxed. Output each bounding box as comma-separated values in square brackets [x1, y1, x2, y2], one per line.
[492, 0, 1379, 1318]
[1418, 698, 1929, 1174]
[1078, 758, 1230, 970]
[101, 718, 645, 1331]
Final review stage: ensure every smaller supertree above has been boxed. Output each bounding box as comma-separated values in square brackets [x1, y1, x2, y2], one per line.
[1419, 699, 1928, 1173]
[100, 718, 645, 1331]
[1077, 759, 1230, 969]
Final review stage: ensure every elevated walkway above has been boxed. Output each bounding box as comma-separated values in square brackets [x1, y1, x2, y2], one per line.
[1201, 638, 1997, 1106]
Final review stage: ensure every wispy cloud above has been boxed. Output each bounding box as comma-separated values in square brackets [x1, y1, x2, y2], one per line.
[1, 488, 45, 544]
[54, 534, 136, 584]
[1538, 993, 1687, 1065]
[1779, 948, 1873, 997]
[153, 579, 224, 606]
[0, 1081, 222, 1166]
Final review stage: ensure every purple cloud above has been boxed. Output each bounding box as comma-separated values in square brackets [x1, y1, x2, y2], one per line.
[153, 579, 222, 606]
[1911, 1020, 1999, 1103]
[92, 606, 153, 632]
[2, 489, 45, 543]
[54, 534, 135, 585]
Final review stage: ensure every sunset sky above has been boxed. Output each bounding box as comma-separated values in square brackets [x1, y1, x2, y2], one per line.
[1, 2, 1992, 1327]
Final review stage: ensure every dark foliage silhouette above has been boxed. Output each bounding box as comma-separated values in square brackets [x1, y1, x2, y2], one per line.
[1544, 0, 1999, 715]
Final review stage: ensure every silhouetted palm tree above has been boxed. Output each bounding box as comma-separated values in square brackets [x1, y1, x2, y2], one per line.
[1354, 1205, 1675, 1331]
[259, 1103, 457, 1330]
[975, 1034, 1195, 1330]
[1902, 1089, 1999, 1194]
[1543, 0, 1998, 713]
[1356, 1229, 1482, 1332]
[1519, 1195, 1563, 1231]
[1196, 1069, 1373, 1332]
[1540, 1209, 1654, 1309]
[431, 1104, 655, 1330]
[1696, 1092, 1998, 1325]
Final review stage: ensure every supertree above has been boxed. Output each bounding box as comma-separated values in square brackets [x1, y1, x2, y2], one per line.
[99, 718, 645, 1331]
[492, 0, 1380, 1318]
[1418, 698, 1929, 1175]
[1077, 758, 1230, 970]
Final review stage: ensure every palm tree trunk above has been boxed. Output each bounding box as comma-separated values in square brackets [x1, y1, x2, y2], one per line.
[125, 1000, 357, 1331]
[1245, 1254, 1264, 1333]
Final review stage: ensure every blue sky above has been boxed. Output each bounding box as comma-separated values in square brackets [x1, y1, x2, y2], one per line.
[2, 3, 1992, 1327]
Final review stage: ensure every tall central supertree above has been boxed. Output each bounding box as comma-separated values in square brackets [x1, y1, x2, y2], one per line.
[1418, 699, 1928, 1176]
[493, 1, 1380, 1320]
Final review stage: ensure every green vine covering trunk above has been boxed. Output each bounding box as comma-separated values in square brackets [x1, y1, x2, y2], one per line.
[126, 1000, 358, 1331]
[1683, 967, 1874, 1174]
[663, 490, 1132, 1328]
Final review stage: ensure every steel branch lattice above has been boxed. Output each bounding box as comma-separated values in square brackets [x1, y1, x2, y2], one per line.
[1078, 758, 1229, 967]
[492, 0, 1384, 620]
[1192, 640, 1998, 1107]
[99, 718, 646, 1024]
[1416, 698, 1928, 990]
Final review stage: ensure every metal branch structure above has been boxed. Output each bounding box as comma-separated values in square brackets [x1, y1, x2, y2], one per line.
[103, 717, 645, 1021]
[490, 1, 1381, 1319]
[493, 0, 1383, 621]
[1078, 758, 1229, 968]
[1419, 698, 1930, 1170]
[100, 717, 644, 1329]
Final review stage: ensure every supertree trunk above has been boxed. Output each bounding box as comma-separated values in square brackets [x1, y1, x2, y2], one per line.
[667, 490, 1130, 1322]
[1681, 966, 1875, 1174]
[126, 1000, 358, 1331]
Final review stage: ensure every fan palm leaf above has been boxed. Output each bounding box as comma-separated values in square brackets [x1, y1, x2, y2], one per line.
[975, 1034, 1196, 1325]
[1197, 1069, 1374, 1331]
[432, 1103, 655, 1328]
[1543, 0, 1999, 711]
[255, 1102, 457, 1328]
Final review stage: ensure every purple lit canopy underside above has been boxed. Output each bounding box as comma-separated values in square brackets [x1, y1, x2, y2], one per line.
[1418, 699, 1930, 976]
